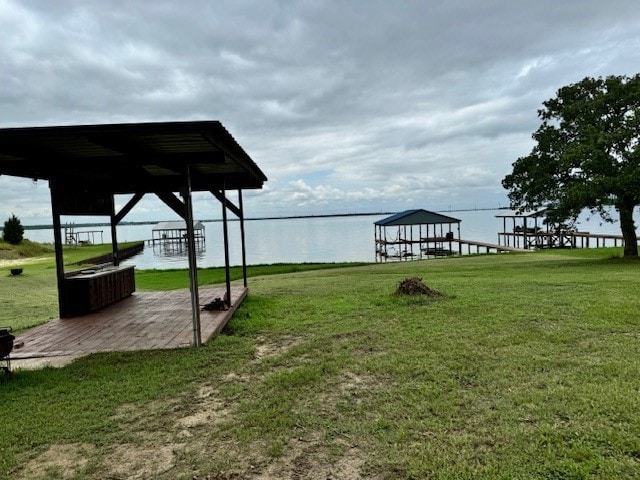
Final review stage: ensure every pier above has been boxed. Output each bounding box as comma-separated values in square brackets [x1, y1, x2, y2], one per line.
[495, 209, 635, 251]
[456, 238, 528, 254]
[375, 236, 527, 260]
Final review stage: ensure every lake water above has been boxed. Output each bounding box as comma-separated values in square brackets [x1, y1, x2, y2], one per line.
[22, 209, 626, 269]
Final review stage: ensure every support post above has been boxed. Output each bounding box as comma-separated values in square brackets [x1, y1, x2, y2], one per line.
[238, 189, 248, 288]
[110, 195, 119, 267]
[182, 168, 201, 347]
[221, 183, 232, 308]
[50, 181, 66, 318]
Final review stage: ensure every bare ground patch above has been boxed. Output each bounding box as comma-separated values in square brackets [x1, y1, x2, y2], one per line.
[253, 436, 368, 480]
[175, 384, 233, 433]
[253, 334, 305, 361]
[316, 370, 384, 414]
[103, 443, 183, 479]
[18, 443, 94, 480]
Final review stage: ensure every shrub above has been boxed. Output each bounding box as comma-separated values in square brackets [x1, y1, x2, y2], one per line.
[3, 214, 24, 245]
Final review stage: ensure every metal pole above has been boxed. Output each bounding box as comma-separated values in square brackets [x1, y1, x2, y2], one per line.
[221, 182, 232, 308]
[183, 167, 201, 347]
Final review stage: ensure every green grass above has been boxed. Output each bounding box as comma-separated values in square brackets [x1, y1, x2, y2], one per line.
[0, 238, 368, 331]
[135, 261, 370, 290]
[1, 248, 640, 479]
[0, 238, 54, 260]
[0, 242, 142, 331]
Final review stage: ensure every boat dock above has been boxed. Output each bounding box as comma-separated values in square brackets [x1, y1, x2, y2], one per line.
[375, 236, 528, 260]
[498, 231, 628, 250]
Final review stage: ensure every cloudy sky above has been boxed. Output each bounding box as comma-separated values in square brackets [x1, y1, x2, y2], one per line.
[1, 0, 640, 224]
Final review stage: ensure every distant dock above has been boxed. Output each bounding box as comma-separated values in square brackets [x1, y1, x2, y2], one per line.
[498, 231, 629, 250]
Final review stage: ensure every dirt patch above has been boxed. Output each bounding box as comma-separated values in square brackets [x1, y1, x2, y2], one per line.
[253, 334, 304, 360]
[175, 384, 232, 430]
[340, 371, 380, 393]
[315, 371, 382, 416]
[18, 443, 94, 479]
[103, 443, 181, 479]
[395, 277, 442, 297]
[223, 371, 253, 383]
[253, 437, 367, 480]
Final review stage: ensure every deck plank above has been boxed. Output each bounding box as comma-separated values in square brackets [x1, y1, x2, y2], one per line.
[11, 285, 247, 362]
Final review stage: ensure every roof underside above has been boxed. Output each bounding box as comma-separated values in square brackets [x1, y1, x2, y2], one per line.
[375, 209, 461, 226]
[0, 121, 267, 193]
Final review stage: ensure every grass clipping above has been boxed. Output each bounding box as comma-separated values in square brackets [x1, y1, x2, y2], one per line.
[395, 277, 443, 297]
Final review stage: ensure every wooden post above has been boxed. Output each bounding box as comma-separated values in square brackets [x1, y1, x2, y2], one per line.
[410, 224, 414, 258]
[384, 226, 388, 261]
[110, 195, 119, 267]
[238, 190, 248, 288]
[50, 181, 66, 318]
[221, 183, 232, 308]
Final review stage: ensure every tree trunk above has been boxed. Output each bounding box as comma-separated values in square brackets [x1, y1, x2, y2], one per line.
[617, 201, 638, 257]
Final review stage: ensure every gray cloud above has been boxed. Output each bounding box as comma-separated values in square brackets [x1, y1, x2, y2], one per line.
[2, 0, 640, 221]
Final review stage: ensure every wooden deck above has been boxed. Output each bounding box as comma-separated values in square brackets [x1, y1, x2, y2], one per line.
[10, 285, 247, 363]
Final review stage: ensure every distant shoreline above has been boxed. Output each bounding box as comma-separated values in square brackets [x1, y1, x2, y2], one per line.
[17, 207, 508, 230]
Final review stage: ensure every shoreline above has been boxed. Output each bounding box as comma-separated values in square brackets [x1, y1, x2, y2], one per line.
[15, 207, 509, 230]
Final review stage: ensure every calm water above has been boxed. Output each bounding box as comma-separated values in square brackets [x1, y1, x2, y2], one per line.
[22, 210, 626, 269]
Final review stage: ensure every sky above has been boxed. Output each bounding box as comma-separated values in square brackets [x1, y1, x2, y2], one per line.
[1, 0, 640, 224]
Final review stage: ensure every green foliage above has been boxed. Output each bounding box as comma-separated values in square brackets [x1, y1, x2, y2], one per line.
[2, 214, 24, 245]
[503, 74, 640, 256]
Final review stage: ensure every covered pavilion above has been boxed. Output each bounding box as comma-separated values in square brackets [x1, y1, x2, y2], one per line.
[0, 121, 267, 349]
[374, 209, 461, 261]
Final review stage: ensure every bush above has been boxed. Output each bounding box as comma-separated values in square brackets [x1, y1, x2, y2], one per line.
[3, 214, 24, 245]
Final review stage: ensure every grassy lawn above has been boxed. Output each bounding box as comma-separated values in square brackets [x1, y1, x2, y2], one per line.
[0, 242, 143, 331]
[1, 248, 639, 478]
[0, 238, 368, 331]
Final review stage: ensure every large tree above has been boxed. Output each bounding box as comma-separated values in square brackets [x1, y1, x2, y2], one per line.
[503, 74, 640, 257]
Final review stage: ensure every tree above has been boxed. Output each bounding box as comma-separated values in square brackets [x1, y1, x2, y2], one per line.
[2, 214, 24, 245]
[503, 74, 640, 257]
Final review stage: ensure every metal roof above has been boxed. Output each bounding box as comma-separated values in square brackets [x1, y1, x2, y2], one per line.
[153, 221, 204, 231]
[374, 209, 461, 226]
[0, 121, 267, 193]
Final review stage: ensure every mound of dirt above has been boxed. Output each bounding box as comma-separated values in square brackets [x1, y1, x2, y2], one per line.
[395, 277, 442, 297]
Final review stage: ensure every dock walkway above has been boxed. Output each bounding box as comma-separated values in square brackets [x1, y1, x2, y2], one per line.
[456, 239, 528, 254]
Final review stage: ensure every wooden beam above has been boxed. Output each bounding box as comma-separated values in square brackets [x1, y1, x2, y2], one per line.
[210, 189, 242, 218]
[155, 191, 186, 219]
[114, 193, 144, 224]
